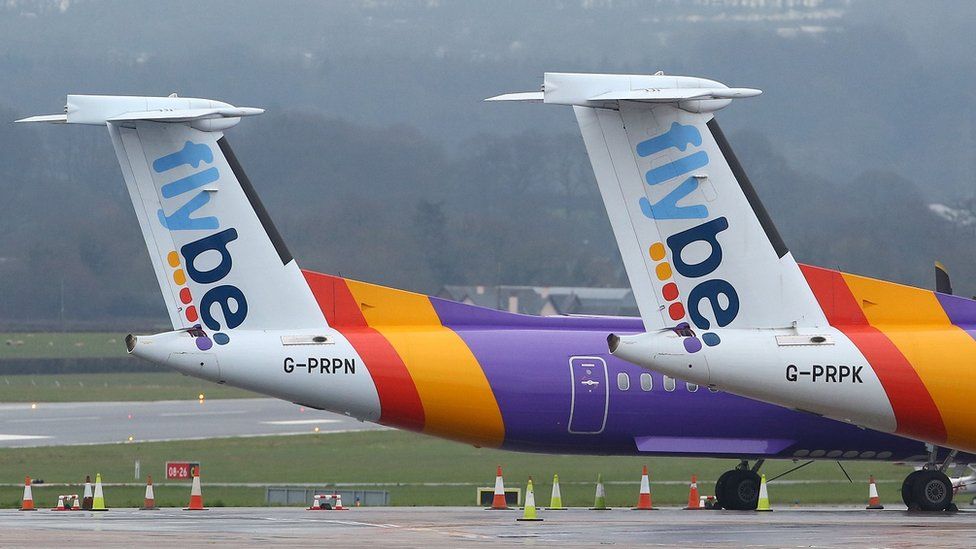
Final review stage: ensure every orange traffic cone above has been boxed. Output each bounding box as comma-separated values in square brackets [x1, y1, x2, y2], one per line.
[70, 495, 81, 511]
[632, 465, 656, 510]
[183, 467, 207, 510]
[20, 476, 35, 511]
[684, 475, 702, 510]
[142, 475, 157, 510]
[866, 475, 884, 510]
[52, 494, 68, 511]
[487, 465, 509, 510]
[332, 492, 348, 510]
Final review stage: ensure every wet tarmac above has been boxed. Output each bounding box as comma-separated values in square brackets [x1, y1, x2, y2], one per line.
[2, 506, 975, 548]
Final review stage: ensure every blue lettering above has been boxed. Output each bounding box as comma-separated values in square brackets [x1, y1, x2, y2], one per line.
[687, 279, 739, 330]
[157, 192, 219, 231]
[181, 228, 239, 284]
[153, 141, 213, 173]
[636, 122, 702, 157]
[645, 151, 708, 186]
[199, 284, 248, 331]
[666, 217, 730, 278]
[639, 177, 709, 220]
[161, 167, 219, 199]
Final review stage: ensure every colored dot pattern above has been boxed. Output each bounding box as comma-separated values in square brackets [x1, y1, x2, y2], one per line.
[646, 241, 721, 353]
[165, 250, 229, 348]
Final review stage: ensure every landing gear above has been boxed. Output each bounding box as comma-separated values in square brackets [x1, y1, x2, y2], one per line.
[902, 469, 954, 511]
[714, 460, 762, 510]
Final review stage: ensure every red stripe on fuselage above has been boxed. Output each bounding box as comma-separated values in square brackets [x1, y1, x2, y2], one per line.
[799, 264, 945, 442]
[302, 270, 425, 431]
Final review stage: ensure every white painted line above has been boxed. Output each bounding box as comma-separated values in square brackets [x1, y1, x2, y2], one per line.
[158, 410, 248, 417]
[0, 434, 52, 441]
[261, 419, 343, 425]
[5, 415, 101, 423]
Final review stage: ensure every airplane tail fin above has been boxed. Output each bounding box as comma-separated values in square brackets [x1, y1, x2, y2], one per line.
[19, 95, 325, 344]
[490, 73, 826, 343]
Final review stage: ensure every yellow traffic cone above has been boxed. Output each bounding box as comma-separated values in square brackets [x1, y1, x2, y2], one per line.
[91, 473, 108, 511]
[547, 473, 566, 510]
[756, 474, 772, 511]
[517, 477, 543, 521]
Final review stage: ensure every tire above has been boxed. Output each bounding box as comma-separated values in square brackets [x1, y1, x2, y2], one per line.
[902, 470, 924, 507]
[713, 470, 734, 510]
[911, 470, 952, 512]
[720, 469, 760, 510]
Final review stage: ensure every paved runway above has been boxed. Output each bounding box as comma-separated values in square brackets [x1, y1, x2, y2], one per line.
[0, 399, 386, 447]
[2, 507, 975, 548]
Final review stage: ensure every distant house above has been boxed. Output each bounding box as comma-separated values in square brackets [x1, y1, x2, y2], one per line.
[437, 285, 639, 317]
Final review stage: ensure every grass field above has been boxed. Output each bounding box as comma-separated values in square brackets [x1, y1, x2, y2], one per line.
[0, 372, 254, 402]
[0, 333, 127, 360]
[0, 430, 916, 508]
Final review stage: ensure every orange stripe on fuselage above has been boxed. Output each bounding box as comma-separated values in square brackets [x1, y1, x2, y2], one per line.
[303, 271, 425, 432]
[343, 279, 505, 448]
[839, 271, 976, 449]
[800, 265, 946, 442]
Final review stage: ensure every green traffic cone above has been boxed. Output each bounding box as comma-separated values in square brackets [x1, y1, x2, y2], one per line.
[590, 473, 611, 510]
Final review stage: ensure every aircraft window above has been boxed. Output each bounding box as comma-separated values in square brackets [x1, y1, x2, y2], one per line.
[686, 382, 698, 393]
[664, 376, 675, 392]
[639, 373, 653, 391]
[617, 372, 630, 391]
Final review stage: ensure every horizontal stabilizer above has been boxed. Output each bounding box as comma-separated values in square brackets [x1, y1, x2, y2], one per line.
[16, 95, 263, 132]
[588, 87, 761, 102]
[484, 91, 544, 102]
[487, 72, 761, 114]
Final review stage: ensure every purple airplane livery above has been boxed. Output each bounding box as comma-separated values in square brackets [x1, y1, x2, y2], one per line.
[18, 92, 971, 511]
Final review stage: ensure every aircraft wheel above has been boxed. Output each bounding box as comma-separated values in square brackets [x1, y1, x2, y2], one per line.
[713, 470, 735, 510]
[910, 470, 953, 511]
[901, 469, 924, 507]
[719, 469, 760, 510]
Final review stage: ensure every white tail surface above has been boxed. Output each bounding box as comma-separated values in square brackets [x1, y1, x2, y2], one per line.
[21, 95, 326, 346]
[493, 73, 826, 344]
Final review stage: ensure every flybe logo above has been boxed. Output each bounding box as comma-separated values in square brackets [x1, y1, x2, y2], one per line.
[153, 141, 247, 350]
[635, 122, 739, 353]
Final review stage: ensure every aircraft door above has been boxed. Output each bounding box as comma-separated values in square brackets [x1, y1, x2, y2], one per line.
[568, 356, 609, 434]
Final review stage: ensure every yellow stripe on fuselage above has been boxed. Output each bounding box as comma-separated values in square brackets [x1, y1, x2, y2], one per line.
[841, 273, 976, 449]
[344, 279, 505, 447]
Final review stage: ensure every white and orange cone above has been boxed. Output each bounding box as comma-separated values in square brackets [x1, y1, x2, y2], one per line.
[51, 495, 68, 511]
[20, 476, 35, 511]
[70, 495, 81, 511]
[332, 492, 348, 510]
[632, 465, 656, 510]
[683, 475, 701, 510]
[183, 467, 207, 510]
[487, 465, 509, 510]
[866, 475, 884, 510]
[142, 475, 157, 510]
